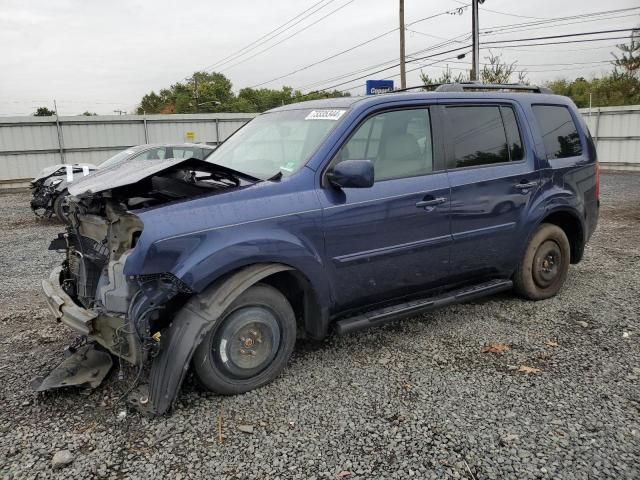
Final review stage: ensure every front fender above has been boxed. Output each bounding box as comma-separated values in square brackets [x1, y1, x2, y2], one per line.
[125, 224, 332, 308]
[147, 263, 293, 415]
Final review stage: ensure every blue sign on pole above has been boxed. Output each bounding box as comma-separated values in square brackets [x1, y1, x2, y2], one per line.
[365, 80, 394, 95]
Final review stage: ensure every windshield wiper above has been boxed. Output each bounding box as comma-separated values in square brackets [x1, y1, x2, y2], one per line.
[267, 171, 283, 182]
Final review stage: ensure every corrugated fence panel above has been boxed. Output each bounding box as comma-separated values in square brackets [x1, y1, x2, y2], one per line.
[0, 113, 256, 183]
[579, 106, 640, 168]
[0, 121, 59, 151]
[1, 153, 61, 181]
[62, 120, 146, 149]
[146, 120, 219, 144]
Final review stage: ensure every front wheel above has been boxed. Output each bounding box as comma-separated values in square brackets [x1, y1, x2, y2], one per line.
[514, 223, 571, 300]
[192, 283, 296, 395]
[53, 191, 70, 224]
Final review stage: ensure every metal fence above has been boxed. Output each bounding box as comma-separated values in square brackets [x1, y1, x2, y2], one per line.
[0, 113, 256, 188]
[579, 105, 640, 171]
[1, 106, 638, 189]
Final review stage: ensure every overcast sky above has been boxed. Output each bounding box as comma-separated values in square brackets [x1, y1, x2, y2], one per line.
[0, 0, 637, 115]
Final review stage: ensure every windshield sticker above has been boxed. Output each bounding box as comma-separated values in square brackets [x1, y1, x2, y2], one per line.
[305, 109, 346, 121]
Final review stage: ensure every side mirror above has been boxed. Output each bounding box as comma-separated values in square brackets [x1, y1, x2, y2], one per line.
[326, 160, 374, 189]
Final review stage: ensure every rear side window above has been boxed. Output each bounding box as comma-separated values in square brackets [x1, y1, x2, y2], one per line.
[446, 105, 522, 168]
[532, 105, 582, 159]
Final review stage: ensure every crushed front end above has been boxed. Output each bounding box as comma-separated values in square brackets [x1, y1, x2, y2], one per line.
[37, 157, 251, 413]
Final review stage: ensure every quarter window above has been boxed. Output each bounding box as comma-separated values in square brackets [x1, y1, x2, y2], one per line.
[336, 108, 434, 181]
[532, 105, 582, 159]
[501, 106, 524, 161]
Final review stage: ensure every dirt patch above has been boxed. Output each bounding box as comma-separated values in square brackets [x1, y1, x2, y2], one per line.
[604, 200, 640, 223]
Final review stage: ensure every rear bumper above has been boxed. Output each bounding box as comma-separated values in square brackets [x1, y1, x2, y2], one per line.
[42, 266, 97, 335]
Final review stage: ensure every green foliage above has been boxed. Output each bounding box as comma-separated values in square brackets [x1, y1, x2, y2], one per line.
[420, 53, 527, 86]
[612, 28, 640, 78]
[136, 71, 349, 114]
[546, 73, 640, 107]
[33, 106, 55, 116]
[420, 66, 468, 86]
[480, 52, 528, 85]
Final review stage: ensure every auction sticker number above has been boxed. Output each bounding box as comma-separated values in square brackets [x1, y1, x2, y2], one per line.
[305, 109, 346, 121]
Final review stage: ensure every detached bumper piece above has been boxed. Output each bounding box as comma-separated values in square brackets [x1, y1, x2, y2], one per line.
[31, 344, 113, 392]
[42, 266, 97, 335]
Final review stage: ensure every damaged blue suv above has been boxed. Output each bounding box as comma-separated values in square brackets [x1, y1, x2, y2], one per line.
[39, 83, 599, 414]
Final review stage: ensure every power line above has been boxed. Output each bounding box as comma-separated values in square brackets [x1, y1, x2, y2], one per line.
[313, 43, 472, 92]
[200, 0, 336, 72]
[245, 4, 470, 88]
[298, 33, 471, 91]
[480, 7, 640, 35]
[218, 0, 358, 73]
[305, 27, 632, 94]
[451, 0, 547, 20]
[482, 35, 632, 49]
[482, 28, 638, 45]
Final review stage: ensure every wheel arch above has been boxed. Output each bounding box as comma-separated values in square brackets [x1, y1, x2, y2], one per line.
[146, 262, 328, 415]
[539, 208, 585, 264]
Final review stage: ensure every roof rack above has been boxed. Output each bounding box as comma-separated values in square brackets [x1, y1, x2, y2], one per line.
[394, 82, 553, 94]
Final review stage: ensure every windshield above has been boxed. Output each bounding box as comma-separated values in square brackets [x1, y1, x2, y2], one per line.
[100, 146, 146, 168]
[206, 108, 345, 179]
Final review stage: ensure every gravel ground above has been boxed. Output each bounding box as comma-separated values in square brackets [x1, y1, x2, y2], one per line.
[1, 173, 639, 480]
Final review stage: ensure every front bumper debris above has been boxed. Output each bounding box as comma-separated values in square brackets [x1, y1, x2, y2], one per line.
[31, 343, 113, 392]
[42, 266, 97, 335]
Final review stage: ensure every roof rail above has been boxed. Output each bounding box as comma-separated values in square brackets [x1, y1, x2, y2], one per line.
[435, 82, 553, 94]
[392, 82, 553, 94]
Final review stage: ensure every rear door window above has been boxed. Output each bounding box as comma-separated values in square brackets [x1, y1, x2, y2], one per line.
[446, 106, 512, 168]
[532, 105, 582, 159]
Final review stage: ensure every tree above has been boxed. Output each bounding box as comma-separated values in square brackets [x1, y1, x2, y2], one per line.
[136, 71, 350, 114]
[81, 111, 97, 116]
[33, 106, 55, 116]
[612, 28, 640, 78]
[546, 73, 640, 108]
[480, 51, 528, 84]
[420, 65, 468, 86]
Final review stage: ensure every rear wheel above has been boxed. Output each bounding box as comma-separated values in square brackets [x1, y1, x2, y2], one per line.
[514, 223, 571, 300]
[53, 191, 70, 224]
[193, 283, 296, 395]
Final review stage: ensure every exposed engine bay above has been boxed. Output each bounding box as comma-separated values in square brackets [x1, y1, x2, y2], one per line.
[36, 158, 258, 407]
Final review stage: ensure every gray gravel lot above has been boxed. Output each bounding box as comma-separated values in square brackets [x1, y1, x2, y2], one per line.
[1, 173, 639, 480]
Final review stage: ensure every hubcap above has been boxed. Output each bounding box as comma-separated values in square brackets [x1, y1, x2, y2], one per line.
[532, 240, 562, 288]
[214, 307, 281, 379]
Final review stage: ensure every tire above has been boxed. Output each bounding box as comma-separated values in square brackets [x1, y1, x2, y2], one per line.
[192, 283, 296, 395]
[53, 191, 70, 224]
[513, 223, 571, 300]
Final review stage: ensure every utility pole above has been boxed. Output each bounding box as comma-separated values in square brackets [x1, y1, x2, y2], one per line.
[399, 0, 406, 89]
[471, 0, 480, 81]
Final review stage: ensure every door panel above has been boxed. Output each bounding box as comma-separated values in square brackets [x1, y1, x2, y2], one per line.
[444, 104, 538, 280]
[319, 106, 451, 310]
[319, 175, 451, 309]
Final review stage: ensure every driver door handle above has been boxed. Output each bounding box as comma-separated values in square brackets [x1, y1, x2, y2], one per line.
[416, 197, 447, 208]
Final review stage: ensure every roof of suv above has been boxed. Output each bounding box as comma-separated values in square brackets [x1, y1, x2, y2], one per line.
[267, 90, 568, 113]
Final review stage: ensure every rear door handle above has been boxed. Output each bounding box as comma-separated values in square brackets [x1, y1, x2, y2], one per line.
[416, 197, 447, 208]
[514, 181, 538, 190]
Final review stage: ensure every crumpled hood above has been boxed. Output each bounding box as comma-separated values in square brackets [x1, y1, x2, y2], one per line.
[68, 157, 259, 197]
[33, 163, 97, 183]
[68, 158, 208, 197]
